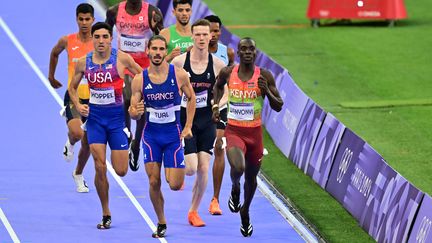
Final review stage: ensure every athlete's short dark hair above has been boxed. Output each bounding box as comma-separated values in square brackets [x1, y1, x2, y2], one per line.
[204, 15, 222, 27]
[76, 3, 94, 17]
[91, 22, 113, 36]
[238, 37, 256, 48]
[148, 35, 168, 49]
[191, 19, 210, 33]
[173, 0, 192, 9]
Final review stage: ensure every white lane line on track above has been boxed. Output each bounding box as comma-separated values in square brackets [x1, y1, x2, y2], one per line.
[0, 16, 166, 243]
[0, 207, 20, 243]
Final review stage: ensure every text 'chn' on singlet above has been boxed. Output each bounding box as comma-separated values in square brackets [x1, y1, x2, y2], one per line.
[227, 65, 263, 128]
[84, 49, 123, 109]
[167, 25, 193, 54]
[115, 1, 152, 60]
[142, 64, 182, 126]
[67, 33, 93, 99]
[181, 52, 216, 111]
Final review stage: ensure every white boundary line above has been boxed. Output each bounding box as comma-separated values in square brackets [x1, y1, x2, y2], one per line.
[257, 176, 318, 243]
[0, 16, 166, 243]
[87, 2, 317, 242]
[0, 207, 20, 243]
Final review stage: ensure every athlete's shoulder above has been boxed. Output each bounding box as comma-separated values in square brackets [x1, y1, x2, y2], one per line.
[171, 52, 187, 67]
[159, 27, 170, 38]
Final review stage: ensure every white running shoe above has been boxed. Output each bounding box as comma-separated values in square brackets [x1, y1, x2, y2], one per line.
[72, 171, 89, 193]
[63, 139, 74, 162]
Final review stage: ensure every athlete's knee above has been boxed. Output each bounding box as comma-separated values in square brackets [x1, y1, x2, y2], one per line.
[69, 128, 84, 141]
[231, 163, 245, 175]
[185, 167, 196, 176]
[169, 181, 183, 191]
[115, 168, 127, 177]
[149, 176, 161, 189]
[197, 162, 210, 175]
[94, 161, 107, 174]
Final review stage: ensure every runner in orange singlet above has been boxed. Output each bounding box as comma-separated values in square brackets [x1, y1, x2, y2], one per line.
[212, 37, 284, 237]
[106, 0, 163, 171]
[48, 3, 95, 193]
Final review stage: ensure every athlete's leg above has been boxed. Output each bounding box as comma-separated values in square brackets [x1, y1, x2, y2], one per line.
[212, 129, 225, 200]
[90, 144, 110, 216]
[185, 154, 198, 176]
[240, 162, 260, 222]
[111, 150, 128, 177]
[67, 118, 84, 144]
[75, 131, 90, 175]
[145, 162, 165, 224]
[190, 152, 211, 212]
[166, 168, 185, 190]
[227, 147, 245, 193]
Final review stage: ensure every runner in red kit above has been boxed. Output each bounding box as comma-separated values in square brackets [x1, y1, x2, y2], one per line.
[106, 0, 163, 172]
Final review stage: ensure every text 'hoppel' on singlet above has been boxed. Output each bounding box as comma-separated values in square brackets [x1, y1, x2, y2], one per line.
[85, 48, 123, 107]
[115, 1, 152, 56]
[143, 64, 182, 124]
[181, 52, 216, 109]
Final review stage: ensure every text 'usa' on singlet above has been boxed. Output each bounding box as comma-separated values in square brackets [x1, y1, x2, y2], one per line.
[227, 65, 263, 128]
[116, 1, 152, 61]
[143, 64, 182, 125]
[181, 52, 216, 110]
[84, 48, 123, 108]
[67, 33, 93, 99]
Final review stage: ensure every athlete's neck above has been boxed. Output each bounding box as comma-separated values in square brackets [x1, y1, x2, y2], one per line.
[175, 23, 191, 36]
[208, 42, 218, 53]
[238, 63, 255, 80]
[148, 62, 169, 83]
[190, 47, 208, 61]
[94, 48, 112, 64]
[78, 31, 92, 43]
[125, 0, 142, 15]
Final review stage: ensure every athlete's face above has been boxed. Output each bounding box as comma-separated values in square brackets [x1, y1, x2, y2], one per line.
[192, 25, 210, 51]
[209, 22, 221, 45]
[147, 39, 167, 66]
[173, 4, 192, 26]
[238, 39, 257, 64]
[92, 29, 112, 53]
[76, 13, 94, 33]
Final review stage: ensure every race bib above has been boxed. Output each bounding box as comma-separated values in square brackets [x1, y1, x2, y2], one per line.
[89, 88, 115, 105]
[120, 34, 146, 52]
[228, 102, 254, 121]
[147, 106, 179, 124]
[181, 91, 208, 108]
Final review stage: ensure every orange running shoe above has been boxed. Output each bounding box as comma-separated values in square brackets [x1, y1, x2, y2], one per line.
[208, 197, 222, 215]
[188, 211, 205, 227]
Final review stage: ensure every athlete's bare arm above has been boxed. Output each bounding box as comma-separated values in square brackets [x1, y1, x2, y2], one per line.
[259, 69, 283, 112]
[68, 57, 89, 117]
[212, 57, 229, 107]
[105, 4, 119, 27]
[149, 5, 163, 35]
[212, 66, 233, 122]
[48, 36, 68, 88]
[160, 27, 181, 62]
[227, 47, 235, 66]
[118, 51, 143, 77]
[175, 66, 195, 139]
[129, 73, 144, 120]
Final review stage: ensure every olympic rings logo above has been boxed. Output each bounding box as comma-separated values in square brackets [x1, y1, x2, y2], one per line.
[416, 216, 431, 243]
[336, 147, 353, 183]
